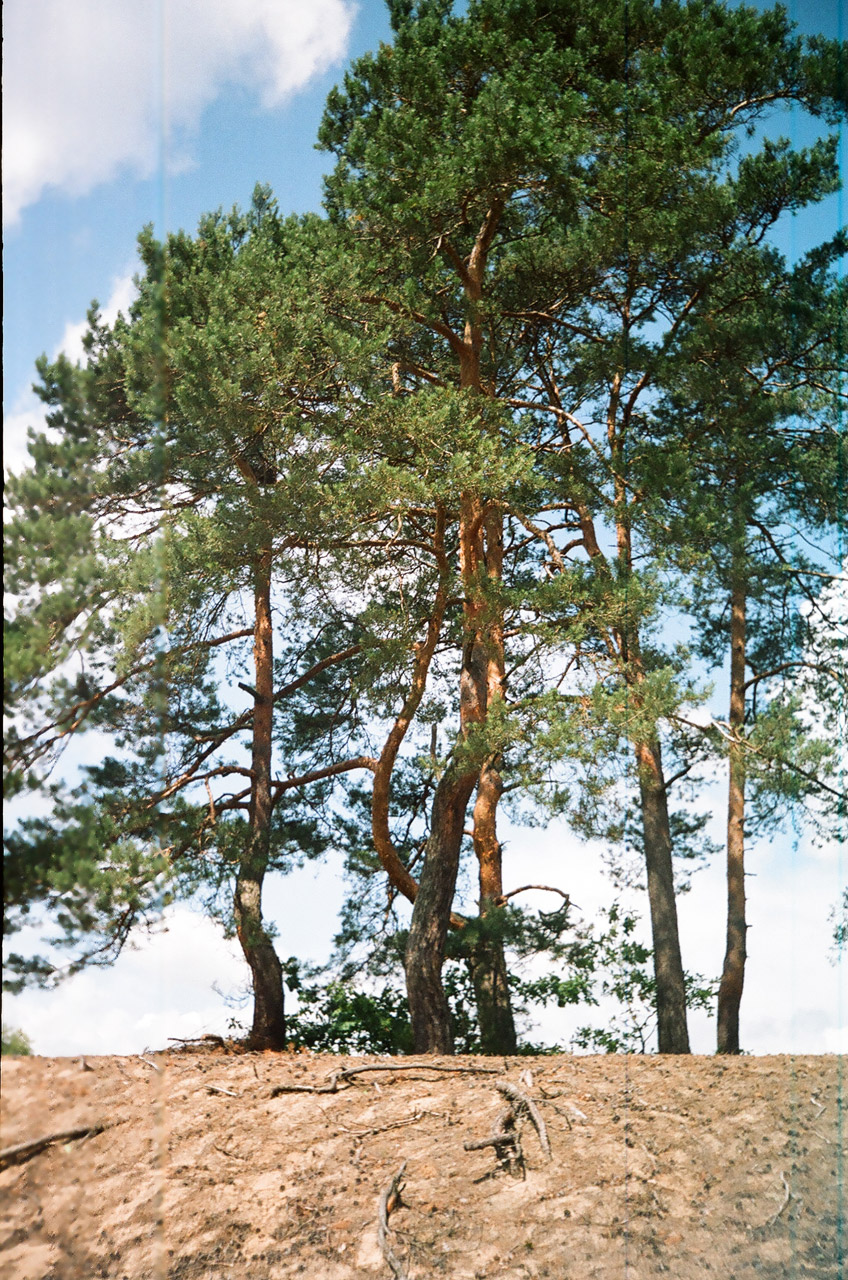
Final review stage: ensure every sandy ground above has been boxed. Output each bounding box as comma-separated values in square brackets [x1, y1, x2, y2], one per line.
[0, 1049, 843, 1279]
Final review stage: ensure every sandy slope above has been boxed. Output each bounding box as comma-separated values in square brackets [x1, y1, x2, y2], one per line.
[0, 1049, 843, 1279]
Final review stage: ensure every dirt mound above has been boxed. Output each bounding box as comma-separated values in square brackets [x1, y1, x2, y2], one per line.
[0, 1049, 842, 1279]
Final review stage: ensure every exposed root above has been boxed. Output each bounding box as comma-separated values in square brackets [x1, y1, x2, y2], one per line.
[465, 1105, 525, 1178]
[377, 1160, 409, 1279]
[496, 1080, 552, 1158]
[270, 1060, 503, 1097]
[464, 1077, 552, 1179]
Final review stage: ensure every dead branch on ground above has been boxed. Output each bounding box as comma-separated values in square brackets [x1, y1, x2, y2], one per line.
[270, 1060, 503, 1097]
[167, 1034, 228, 1050]
[321, 1106, 437, 1138]
[762, 1171, 793, 1228]
[377, 1160, 409, 1280]
[0, 1123, 110, 1171]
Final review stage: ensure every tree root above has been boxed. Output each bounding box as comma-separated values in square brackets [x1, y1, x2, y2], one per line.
[464, 1077, 553, 1178]
[495, 1080, 552, 1158]
[377, 1160, 409, 1279]
[464, 1105, 525, 1178]
[270, 1060, 503, 1097]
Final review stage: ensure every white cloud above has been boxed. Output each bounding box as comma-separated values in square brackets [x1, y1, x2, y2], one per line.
[3, 906, 249, 1056]
[3, 856, 349, 1057]
[4, 269, 138, 477]
[3, 389, 46, 479]
[3, 0, 356, 226]
[56, 269, 138, 366]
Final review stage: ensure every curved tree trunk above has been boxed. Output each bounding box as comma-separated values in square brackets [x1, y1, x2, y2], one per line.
[406, 202, 511, 1054]
[406, 763, 477, 1053]
[234, 548, 286, 1051]
[717, 571, 747, 1054]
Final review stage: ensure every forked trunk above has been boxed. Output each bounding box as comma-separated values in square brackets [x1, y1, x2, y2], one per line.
[717, 573, 747, 1054]
[406, 764, 477, 1053]
[234, 549, 286, 1051]
[405, 495, 492, 1053]
[406, 207, 510, 1054]
[636, 738, 691, 1054]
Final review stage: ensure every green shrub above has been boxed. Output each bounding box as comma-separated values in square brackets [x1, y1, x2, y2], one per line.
[1, 1024, 33, 1055]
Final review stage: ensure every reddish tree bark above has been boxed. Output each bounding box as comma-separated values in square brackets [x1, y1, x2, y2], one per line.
[234, 547, 286, 1051]
[717, 569, 747, 1054]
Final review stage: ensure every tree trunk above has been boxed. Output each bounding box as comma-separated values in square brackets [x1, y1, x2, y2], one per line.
[406, 204, 510, 1054]
[405, 497, 490, 1053]
[405, 763, 477, 1053]
[469, 813, 517, 1054]
[607, 422, 690, 1055]
[636, 738, 691, 1054]
[717, 572, 747, 1054]
[467, 934, 516, 1055]
[468, 501, 517, 1054]
[234, 549, 286, 1051]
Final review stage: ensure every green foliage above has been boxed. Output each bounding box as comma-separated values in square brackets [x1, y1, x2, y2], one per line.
[830, 889, 848, 960]
[1, 1025, 33, 1056]
[282, 960, 414, 1054]
[569, 905, 717, 1055]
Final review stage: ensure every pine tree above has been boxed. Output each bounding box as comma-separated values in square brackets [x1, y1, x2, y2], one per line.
[317, 0, 846, 1052]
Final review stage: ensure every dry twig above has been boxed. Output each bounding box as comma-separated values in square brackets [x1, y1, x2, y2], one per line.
[270, 1060, 503, 1097]
[321, 1106, 434, 1138]
[167, 1034, 227, 1050]
[376, 1160, 409, 1280]
[0, 1123, 109, 1171]
[764, 1171, 793, 1227]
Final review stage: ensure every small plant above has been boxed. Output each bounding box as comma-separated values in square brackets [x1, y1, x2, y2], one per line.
[1, 1024, 33, 1055]
[283, 960, 414, 1054]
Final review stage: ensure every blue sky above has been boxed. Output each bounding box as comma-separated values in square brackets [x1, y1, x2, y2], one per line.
[4, 0, 393, 466]
[3, 0, 845, 1055]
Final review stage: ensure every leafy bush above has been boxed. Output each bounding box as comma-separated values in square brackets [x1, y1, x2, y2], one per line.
[283, 962, 413, 1054]
[1, 1024, 32, 1055]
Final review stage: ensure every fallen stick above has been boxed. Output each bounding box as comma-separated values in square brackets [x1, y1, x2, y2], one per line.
[0, 1123, 108, 1171]
[271, 1060, 503, 1097]
[138, 1055, 162, 1073]
[764, 1170, 793, 1228]
[167, 1034, 227, 1050]
[322, 1107, 431, 1138]
[205, 1084, 239, 1098]
[376, 1160, 409, 1280]
[495, 1080, 552, 1158]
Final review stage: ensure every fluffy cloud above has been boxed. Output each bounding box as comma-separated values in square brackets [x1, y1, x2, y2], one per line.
[4, 858, 348, 1057]
[3, 0, 355, 225]
[4, 269, 138, 476]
